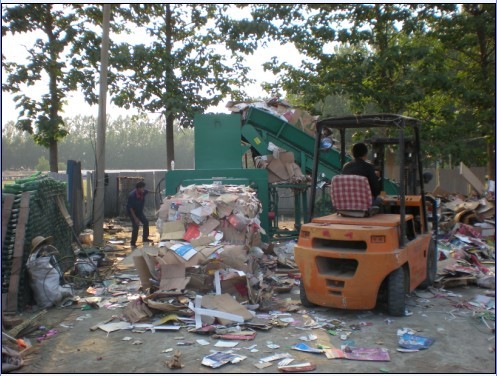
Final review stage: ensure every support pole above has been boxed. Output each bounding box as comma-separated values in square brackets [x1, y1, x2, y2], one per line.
[93, 4, 111, 246]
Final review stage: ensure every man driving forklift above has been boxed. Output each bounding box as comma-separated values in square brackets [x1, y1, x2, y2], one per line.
[342, 142, 383, 205]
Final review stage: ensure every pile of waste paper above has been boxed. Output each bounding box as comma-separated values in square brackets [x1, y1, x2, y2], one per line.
[156, 184, 264, 247]
[432, 192, 495, 289]
[226, 97, 319, 137]
[149, 184, 298, 310]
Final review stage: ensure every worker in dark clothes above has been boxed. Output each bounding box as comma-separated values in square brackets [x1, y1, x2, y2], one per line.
[342, 142, 382, 204]
[126, 181, 152, 247]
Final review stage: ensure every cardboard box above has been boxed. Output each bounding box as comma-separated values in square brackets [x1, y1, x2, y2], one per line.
[161, 249, 205, 267]
[186, 273, 215, 293]
[185, 263, 221, 293]
[159, 264, 191, 292]
[221, 276, 249, 302]
[289, 162, 304, 178]
[133, 255, 154, 289]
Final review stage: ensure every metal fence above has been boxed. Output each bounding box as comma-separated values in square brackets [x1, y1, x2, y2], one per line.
[48, 166, 487, 223]
[86, 170, 167, 220]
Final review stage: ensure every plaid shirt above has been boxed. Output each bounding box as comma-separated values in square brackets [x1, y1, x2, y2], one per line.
[331, 175, 372, 211]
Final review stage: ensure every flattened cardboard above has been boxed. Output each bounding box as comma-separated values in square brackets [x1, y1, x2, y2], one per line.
[123, 299, 154, 323]
[459, 162, 485, 194]
[200, 218, 221, 234]
[219, 245, 248, 272]
[159, 264, 191, 292]
[216, 202, 233, 218]
[178, 202, 197, 214]
[190, 236, 215, 248]
[144, 292, 190, 312]
[268, 158, 290, 181]
[163, 221, 185, 240]
[216, 194, 240, 204]
[268, 171, 282, 183]
[221, 221, 246, 245]
[201, 293, 253, 325]
[197, 245, 223, 259]
[286, 162, 304, 178]
[170, 242, 197, 261]
[279, 151, 295, 164]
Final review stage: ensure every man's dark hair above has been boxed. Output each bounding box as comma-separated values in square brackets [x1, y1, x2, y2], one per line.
[352, 143, 368, 159]
[136, 181, 146, 189]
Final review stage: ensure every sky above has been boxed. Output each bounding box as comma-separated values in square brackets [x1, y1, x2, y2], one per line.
[1, 5, 306, 125]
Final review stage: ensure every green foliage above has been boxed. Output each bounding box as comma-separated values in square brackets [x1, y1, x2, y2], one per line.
[35, 156, 50, 171]
[2, 4, 100, 172]
[108, 4, 265, 165]
[250, 4, 494, 169]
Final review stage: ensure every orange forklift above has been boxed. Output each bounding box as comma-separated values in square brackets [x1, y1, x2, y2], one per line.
[294, 114, 438, 316]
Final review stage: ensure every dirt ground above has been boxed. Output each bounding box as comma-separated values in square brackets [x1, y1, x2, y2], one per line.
[6, 223, 496, 375]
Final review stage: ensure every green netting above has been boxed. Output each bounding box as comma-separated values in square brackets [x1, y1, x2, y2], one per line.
[2, 173, 75, 311]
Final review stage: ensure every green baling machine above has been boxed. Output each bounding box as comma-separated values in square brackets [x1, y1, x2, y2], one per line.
[165, 114, 270, 238]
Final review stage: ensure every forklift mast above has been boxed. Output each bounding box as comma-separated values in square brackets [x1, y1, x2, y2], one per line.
[369, 137, 418, 195]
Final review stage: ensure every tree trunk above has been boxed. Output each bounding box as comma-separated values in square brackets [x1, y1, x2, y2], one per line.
[164, 4, 175, 168]
[44, 4, 60, 173]
[166, 112, 175, 169]
[49, 139, 58, 172]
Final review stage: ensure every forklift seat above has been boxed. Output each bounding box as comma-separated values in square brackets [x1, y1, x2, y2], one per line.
[331, 175, 378, 217]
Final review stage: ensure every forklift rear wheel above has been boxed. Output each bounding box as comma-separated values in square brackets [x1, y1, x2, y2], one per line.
[299, 282, 316, 308]
[387, 267, 407, 316]
[419, 239, 438, 289]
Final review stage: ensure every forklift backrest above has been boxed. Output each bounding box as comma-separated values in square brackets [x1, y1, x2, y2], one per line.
[331, 175, 373, 217]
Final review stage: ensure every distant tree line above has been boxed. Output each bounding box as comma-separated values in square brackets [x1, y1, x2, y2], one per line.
[1, 115, 194, 171]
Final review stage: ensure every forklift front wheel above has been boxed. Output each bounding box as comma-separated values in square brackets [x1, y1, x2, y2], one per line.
[299, 282, 317, 308]
[387, 267, 407, 317]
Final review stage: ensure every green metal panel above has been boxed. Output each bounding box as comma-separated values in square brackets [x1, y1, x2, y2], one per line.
[194, 113, 242, 170]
